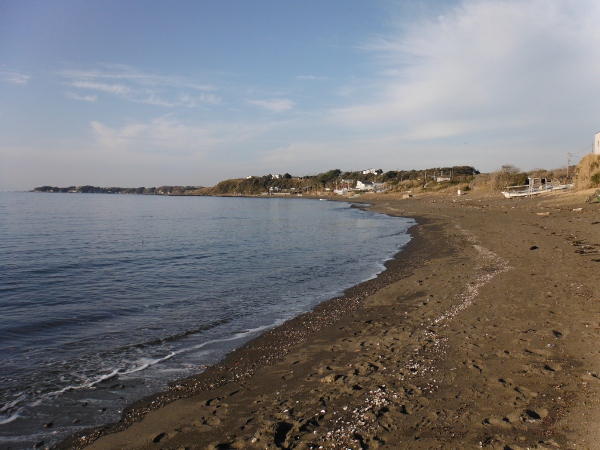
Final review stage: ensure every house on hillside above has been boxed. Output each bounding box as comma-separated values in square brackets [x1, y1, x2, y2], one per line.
[356, 181, 386, 191]
[356, 180, 374, 190]
[595, 131, 600, 155]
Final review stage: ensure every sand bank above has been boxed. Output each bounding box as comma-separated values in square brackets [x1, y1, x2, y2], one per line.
[62, 190, 600, 449]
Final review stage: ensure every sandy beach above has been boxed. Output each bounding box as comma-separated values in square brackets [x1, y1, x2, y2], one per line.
[60, 188, 600, 450]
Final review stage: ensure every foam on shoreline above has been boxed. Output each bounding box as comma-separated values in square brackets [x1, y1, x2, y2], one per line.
[62, 193, 600, 449]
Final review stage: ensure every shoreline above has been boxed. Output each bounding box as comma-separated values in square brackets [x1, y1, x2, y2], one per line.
[62, 190, 600, 449]
[57, 203, 426, 450]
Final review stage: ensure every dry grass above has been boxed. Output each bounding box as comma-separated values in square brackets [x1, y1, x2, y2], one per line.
[575, 153, 600, 190]
[536, 188, 600, 207]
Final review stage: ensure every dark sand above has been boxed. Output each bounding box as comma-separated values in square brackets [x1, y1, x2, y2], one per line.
[60, 189, 600, 449]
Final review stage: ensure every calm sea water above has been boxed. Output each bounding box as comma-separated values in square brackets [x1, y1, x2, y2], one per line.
[0, 193, 413, 449]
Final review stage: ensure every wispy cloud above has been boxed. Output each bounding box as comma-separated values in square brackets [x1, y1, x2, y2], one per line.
[89, 116, 276, 156]
[91, 117, 217, 154]
[248, 98, 295, 113]
[178, 93, 222, 107]
[61, 64, 221, 108]
[332, 0, 600, 148]
[1, 70, 31, 84]
[67, 92, 97, 102]
[295, 75, 328, 81]
[71, 80, 130, 95]
[62, 63, 216, 90]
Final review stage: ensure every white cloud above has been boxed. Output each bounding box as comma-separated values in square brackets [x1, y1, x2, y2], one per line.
[91, 117, 216, 154]
[295, 75, 328, 81]
[62, 64, 216, 91]
[89, 116, 278, 157]
[1, 71, 30, 84]
[71, 80, 130, 95]
[248, 98, 295, 113]
[402, 120, 476, 141]
[122, 92, 223, 108]
[141, 94, 177, 107]
[67, 92, 97, 102]
[60, 64, 219, 108]
[332, 0, 600, 149]
[178, 92, 222, 107]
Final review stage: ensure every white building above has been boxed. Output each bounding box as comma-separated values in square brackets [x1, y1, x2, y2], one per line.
[595, 131, 600, 155]
[356, 180, 386, 191]
[356, 180, 374, 190]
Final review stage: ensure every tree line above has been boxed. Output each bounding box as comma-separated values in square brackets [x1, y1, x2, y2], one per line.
[32, 165, 481, 196]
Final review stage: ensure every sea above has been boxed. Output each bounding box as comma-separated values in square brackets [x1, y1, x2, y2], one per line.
[0, 192, 414, 449]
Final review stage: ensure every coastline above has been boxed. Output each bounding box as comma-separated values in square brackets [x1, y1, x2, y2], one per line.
[61, 190, 600, 449]
[56, 203, 427, 450]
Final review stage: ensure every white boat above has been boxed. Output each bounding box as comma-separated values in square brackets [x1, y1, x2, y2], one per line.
[502, 178, 573, 198]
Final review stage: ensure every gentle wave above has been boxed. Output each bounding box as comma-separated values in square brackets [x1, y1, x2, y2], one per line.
[0, 193, 413, 448]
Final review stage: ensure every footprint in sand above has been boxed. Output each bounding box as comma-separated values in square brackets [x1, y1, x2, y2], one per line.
[543, 362, 562, 372]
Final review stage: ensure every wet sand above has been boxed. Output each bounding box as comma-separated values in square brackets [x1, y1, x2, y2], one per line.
[61, 189, 600, 449]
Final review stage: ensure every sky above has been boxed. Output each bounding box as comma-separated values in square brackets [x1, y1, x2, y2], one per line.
[1, 0, 600, 191]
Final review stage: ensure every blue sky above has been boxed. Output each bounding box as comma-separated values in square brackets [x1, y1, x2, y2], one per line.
[1, 0, 599, 190]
